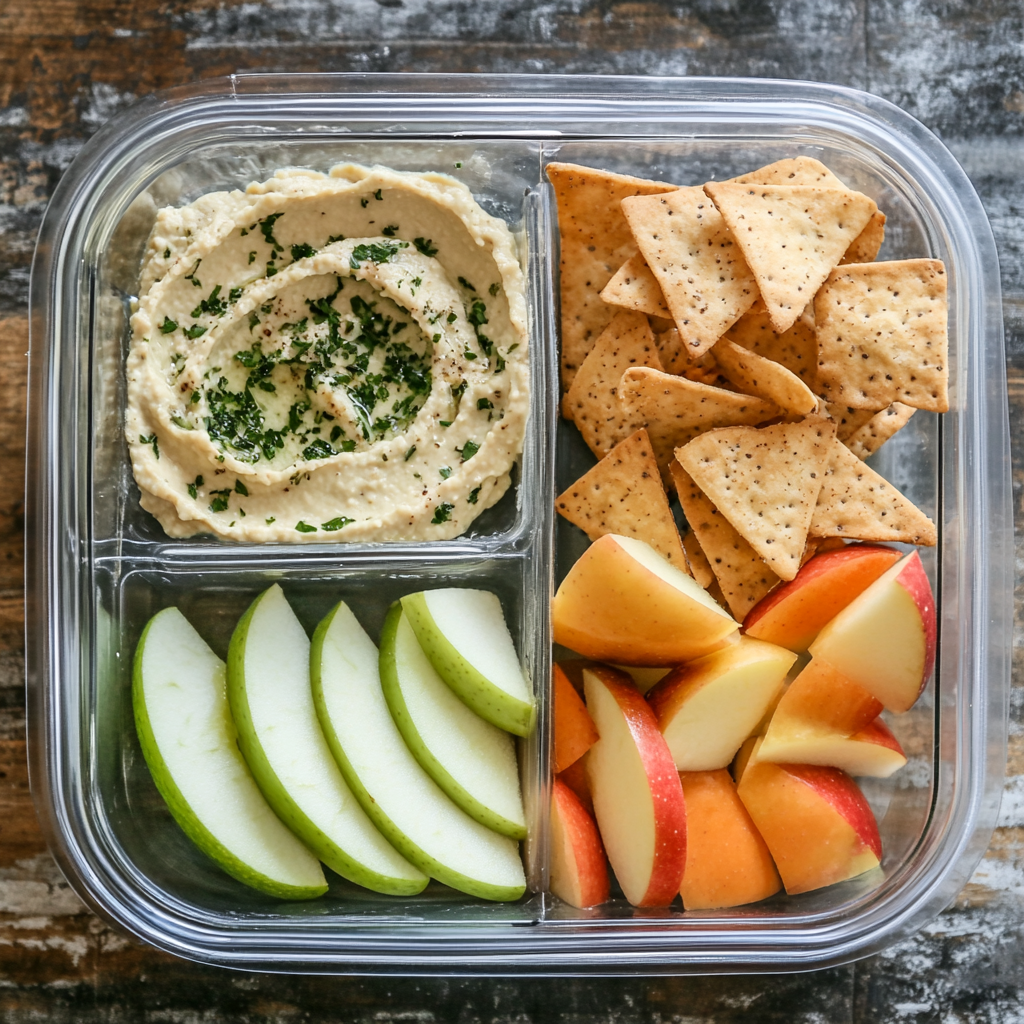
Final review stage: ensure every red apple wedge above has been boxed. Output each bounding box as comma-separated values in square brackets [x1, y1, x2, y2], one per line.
[646, 637, 796, 771]
[678, 770, 781, 910]
[583, 665, 687, 907]
[550, 777, 610, 909]
[731, 736, 760, 785]
[769, 658, 883, 736]
[553, 664, 599, 774]
[758, 714, 907, 778]
[744, 544, 902, 653]
[554, 534, 739, 666]
[737, 752, 882, 895]
[808, 551, 937, 713]
[558, 757, 594, 817]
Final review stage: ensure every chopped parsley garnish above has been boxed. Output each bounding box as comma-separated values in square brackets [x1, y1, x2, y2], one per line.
[184, 324, 207, 340]
[248, 251, 257, 264]
[464, 350, 478, 360]
[290, 242, 316, 261]
[327, 233, 345, 244]
[360, 197, 369, 208]
[159, 316, 177, 334]
[349, 240, 408, 269]
[477, 398, 493, 410]
[229, 287, 242, 303]
[234, 479, 248, 496]
[458, 277, 476, 291]
[302, 438, 335, 460]
[404, 446, 417, 461]
[295, 520, 317, 533]
[208, 489, 231, 513]
[414, 237, 438, 258]
[191, 284, 227, 319]
[171, 416, 193, 430]
[489, 282, 500, 296]
[139, 434, 159, 459]
[439, 420, 452, 427]
[374, 189, 383, 200]
[431, 503, 454, 524]
[266, 262, 278, 277]
[468, 486, 481, 504]
[266, 516, 276, 524]
[439, 466, 452, 480]
[163, 247, 171, 259]
[184, 259, 202, 288]
[259, 212, 285, 253]
[458, 439, 480, 461]
[321, 516, 355, 531]
[381, 225, 399, 236]
[494, 354, 506, 373]
[186, 475, 203, 499]
[447, 311, 457, 323]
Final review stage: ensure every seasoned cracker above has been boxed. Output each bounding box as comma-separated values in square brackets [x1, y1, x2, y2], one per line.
[815, 259, 949, 412]
[810, 439, 936, 544]
[565, 309, 663, 457]
[556, 428, 686, 566]
[843, 402, 916, 460]
[704, 182, 877, 335]
[675, 419, 836, 581]
[621, 186, 759, 357]
[827, 403, 879, 441]
[599, 253, 671, 318]
[725, 308, 819, 388]
[682, 528, 715, 590]
[619, 366, 778, 485]
[712, 337, 818, 417]
[669, 460, 780, 619]
[841, 211, 887, 265]
[545, 162, 676, 395]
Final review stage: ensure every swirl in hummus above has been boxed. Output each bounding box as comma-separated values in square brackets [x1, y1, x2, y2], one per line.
[126, 164, 529, 542]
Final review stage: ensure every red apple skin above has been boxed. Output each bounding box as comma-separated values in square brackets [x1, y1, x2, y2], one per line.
[744, 544, 902, 654]
[550, 778, 610, 909]
[553, 664, 600, 774]
[850, 717, 904, 756]
[738, 760, 882, 895]
[583, 666, 687, 907]
[808, 551, 937, 713]
[771, 659, 884, 737]
[558, 757, 594, 817]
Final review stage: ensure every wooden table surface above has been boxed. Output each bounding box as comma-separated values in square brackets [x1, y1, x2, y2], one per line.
[2, 2, 1023, 1020]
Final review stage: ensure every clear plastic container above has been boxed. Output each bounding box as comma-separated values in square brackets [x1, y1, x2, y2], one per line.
[26, 74, 1012, 975]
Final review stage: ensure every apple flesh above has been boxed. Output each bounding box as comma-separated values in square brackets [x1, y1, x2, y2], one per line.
[768, 658, 883, 736]
[808, 551, 937, 713]
[379, 604, 526, 839]
[553, 664, 599, 773]
[744, 544, 902, 654]
[678, 769, 781, 910]
[134, 607, 327, 900]
[583, 665, 687, 907]
[227, 586, 428, 896]
[758, 714, 906, 778]
[401, 589, 535, 737]
[737, 754, 882, 895]
[550, 778, 610, 909]
[311, 600, 526, 902]
[554, 534, 739, 666]
[646, 637, 796, 771]
[557, 757, 594, 817]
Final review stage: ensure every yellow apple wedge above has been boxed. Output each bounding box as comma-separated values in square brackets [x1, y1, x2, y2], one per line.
[553, 534, 739, 666]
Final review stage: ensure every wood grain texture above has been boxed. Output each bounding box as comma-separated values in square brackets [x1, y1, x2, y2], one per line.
[3, 0, 1024, 1020]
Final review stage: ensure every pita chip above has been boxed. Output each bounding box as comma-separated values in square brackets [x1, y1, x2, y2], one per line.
[556, 428, 686, 567]
[565, 309, 664, 457]
[712, 336, 818, 417]
[827, 403, 879, 441]
[843, 403, 916, 460]
[682, 529, 715, 590]
[619, 366, 778, 484]
[676, 419, 836, 581]
[728, 156, 845, 188]
[725, 308, 819, 389]
[670, 460, 780, 619]
[621, 186, 759, 357]
[842, 211, 887, 265]
[810, 439, 936, 545]
[703, 182, 877, 335]
[599, 253, 671, 318]
[815, 259, 949, 412]
[545, 162, 677, 395]
[655, 327, 721, 381]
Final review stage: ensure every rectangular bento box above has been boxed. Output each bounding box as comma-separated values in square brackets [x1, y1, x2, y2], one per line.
[26, 73, 1012, 974]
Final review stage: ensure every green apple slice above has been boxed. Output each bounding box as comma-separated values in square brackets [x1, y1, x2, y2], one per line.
[400, 589, 536, 737]
[227, 585, 427, 896]
[379, 603, 527, 840]
[133, 607, 327, 900]
[311, 600, 527, 902]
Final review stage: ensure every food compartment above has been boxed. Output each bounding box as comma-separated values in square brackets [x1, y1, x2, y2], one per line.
[90, 550, 550, 925]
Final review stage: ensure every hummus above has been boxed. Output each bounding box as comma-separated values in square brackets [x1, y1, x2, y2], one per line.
[126, 164, 529, 542]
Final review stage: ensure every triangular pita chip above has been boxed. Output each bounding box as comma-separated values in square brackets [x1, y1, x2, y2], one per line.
[621, 187, 758, 357]
[669, 461, 780, 619]
[556, 429, 686, 567]
[619, 367, 778, 485]
[545, 163, 676, 395]
[841, 211, 886, 265]
[565, 310, 663, 457]
[843, 403, 916, 460]
[655, 327, 722, 382]
[827, 403, 879, 441]
[676, 419, 836, 581]
[599, 253, 670, 318]
[814, 259, 949, 412]
[712, 337, 818, 417]
[725, 308, 818, 388]
[681, 529, 715, 590]
[728, 156, 845, 188]
[703, 182, 877, 335]
[810, 439, 936, 545]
